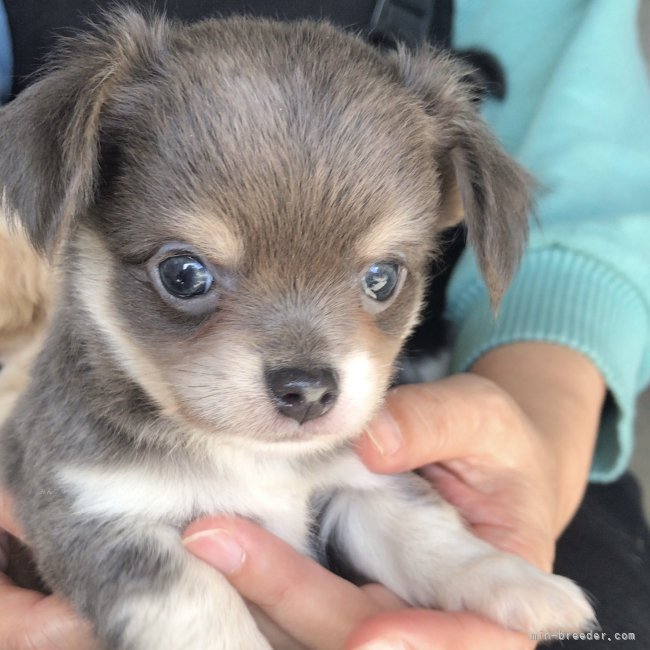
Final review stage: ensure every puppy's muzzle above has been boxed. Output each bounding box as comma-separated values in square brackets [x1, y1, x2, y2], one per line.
[265, 367, 338, 424]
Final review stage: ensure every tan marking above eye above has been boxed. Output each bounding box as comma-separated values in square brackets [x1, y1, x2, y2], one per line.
[177, 211, 244, 268]
[353, 207, 439, 265]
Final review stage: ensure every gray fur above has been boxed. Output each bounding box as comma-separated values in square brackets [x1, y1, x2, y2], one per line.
[390, 46, 533, 306]
[0, 10, 591, 650]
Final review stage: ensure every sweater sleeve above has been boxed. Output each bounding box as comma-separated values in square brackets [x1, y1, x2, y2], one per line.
[449, 0, 650, 482]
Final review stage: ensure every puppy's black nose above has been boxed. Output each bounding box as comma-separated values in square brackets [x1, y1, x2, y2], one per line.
[265, 367, 338, 424]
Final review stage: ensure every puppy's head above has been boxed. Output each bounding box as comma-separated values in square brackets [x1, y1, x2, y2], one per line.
[0, 11, 530, 455]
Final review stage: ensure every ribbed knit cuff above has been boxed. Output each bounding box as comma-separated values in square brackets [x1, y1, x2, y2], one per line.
[446, 246, 649, 482]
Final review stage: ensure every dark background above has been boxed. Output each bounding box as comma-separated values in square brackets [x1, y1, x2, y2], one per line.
[5, 0, 378, 95]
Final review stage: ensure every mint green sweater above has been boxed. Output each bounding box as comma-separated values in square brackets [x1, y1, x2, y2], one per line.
[448, 0, 650, 481]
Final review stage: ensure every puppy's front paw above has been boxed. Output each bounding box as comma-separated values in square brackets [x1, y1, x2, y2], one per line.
[107, 560, 273, 650]
[441, 553, 596, 635]
[113, 603, 273, 650]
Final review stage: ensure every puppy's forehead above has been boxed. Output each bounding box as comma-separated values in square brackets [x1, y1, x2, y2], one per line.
[104, 19, 440, 264]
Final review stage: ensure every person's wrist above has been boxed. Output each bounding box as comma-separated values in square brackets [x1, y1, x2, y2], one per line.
[470, 341, 606, 534]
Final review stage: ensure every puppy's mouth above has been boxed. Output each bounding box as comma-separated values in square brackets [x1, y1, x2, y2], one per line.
[273, 411, 345, 442]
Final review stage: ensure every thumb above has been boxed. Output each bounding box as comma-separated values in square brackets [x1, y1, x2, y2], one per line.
[357, 374, 515, 474]
[183, 516, 389, 650]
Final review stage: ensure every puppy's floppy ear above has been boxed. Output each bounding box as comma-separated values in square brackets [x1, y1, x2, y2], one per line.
[390, 46, 532, 307]
[0, 9, 166, 253]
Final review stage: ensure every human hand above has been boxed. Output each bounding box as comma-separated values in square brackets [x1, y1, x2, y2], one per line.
[0, 491, 97, 650]
[183, 515, 527, 649]
[349, 342, 604, 648]
[359, 375, 558, 571]
[182, 373, 546, 650]
[185, 342, 603, 649]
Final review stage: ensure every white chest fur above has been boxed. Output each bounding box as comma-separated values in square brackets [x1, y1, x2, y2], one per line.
[55, 446, 375, 554]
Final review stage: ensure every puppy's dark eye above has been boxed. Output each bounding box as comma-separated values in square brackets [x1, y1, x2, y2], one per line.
[362, 262, 400, 301]
[158, 255, 213, 298]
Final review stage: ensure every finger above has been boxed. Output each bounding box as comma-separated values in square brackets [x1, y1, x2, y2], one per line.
[183, 517, 401, 650]
[345, 609, 532, 650]
[0, 577, 98, 650]
[360, 583, 408, 610]
[358, 375, 521, 473]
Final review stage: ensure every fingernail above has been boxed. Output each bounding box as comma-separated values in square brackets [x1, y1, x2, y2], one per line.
[182, 528, 246, 575]
[354, 640, 409, 650]
[367, 410, 402, 456]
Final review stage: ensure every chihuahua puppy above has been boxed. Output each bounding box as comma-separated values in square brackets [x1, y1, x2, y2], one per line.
[0, 10, 594, 649]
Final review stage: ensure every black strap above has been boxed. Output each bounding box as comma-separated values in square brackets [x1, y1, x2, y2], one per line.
[6, 0, 455, 96]
[368, 0, 453, 50]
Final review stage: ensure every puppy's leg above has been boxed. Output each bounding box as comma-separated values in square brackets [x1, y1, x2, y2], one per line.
[33, 517, 271, 650]
[319, 466, 595, 635]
